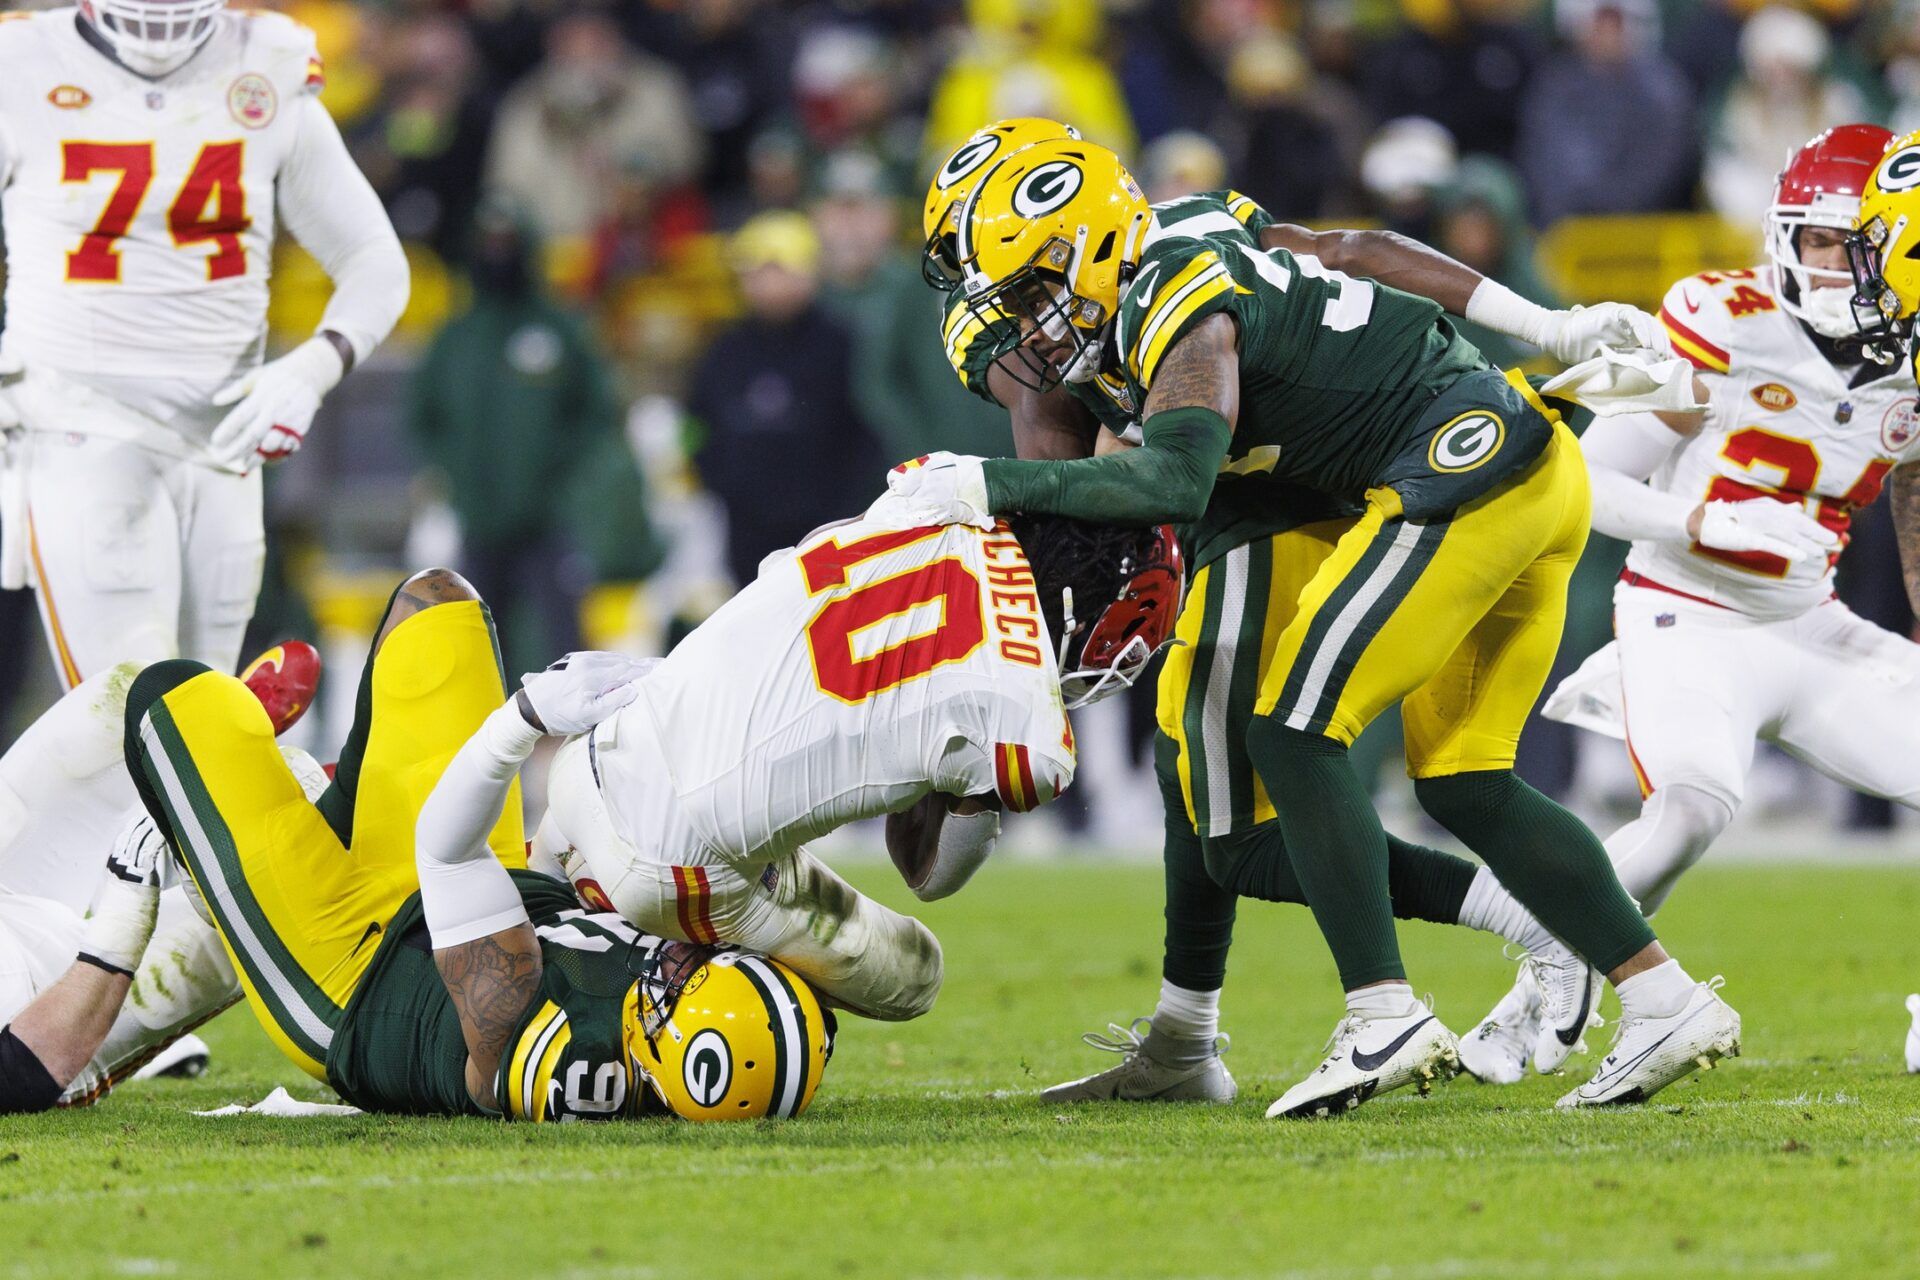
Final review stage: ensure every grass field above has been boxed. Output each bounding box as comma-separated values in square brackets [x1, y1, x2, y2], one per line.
[4, 858, 1919, 1280]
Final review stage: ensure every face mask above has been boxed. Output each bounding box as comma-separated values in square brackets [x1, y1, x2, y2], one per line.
[1799, 275, 1860, 339]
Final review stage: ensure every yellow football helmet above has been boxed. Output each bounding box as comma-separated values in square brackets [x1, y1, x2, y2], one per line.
[632, 943, 833, 1121]
[952, 137, 1150, 392]
[922, 118, 1082, 289]
[1848, 129, 1920, 363]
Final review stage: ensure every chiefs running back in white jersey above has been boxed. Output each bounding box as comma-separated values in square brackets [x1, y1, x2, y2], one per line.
[0, 5, 396, 439]
[1644, 265, 1920, 619]
[591, 511, 1077, 871]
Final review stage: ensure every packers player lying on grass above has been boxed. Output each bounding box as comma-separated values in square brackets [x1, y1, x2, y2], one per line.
[120, 569, 830, 1122]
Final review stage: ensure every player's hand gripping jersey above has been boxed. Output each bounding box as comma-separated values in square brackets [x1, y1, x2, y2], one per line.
[0, 7, 385, 440]
[588, 509, 1078, 871]
[1648, 266, 1920, 618]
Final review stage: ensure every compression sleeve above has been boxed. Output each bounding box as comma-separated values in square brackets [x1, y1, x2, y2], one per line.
[277, 97, 410, 367]
[414, 701, 543, 949]
[1581, 412, 1695, 544]
[0, 1026, 62, 1115]
[981, 406, 1231, 524]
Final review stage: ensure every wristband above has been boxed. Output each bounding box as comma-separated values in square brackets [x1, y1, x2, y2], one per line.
[1464, 279, 1552, 345]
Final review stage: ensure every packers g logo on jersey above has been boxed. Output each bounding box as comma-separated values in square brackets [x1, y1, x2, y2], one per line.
[1427, 411, 1506, 473]
[1012, 161, 1084, 218]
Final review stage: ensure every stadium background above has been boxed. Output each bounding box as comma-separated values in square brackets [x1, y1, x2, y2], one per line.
[1, 0, 1915, 851]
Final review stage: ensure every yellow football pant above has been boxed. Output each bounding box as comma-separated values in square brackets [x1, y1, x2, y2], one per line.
[126, 599, 525, 1080]
[1255, 417, 1590, 777]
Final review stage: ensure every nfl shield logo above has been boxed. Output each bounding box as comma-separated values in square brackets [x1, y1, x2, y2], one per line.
[1656, 613, 1676, 629]
[145, 90, 165, 110]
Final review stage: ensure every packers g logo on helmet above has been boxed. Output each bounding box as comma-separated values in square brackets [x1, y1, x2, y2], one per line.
[953, 138, 1150, 393]
[635, 945, 833, 1121]
[921, 118, 1081, 289]
[1848, 130, 1920, 364]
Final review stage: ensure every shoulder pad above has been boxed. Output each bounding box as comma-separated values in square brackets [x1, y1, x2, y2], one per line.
[238, 10, 325, 97]
[1116, 238, 1236, 391]
[1657, 269, 1776, 375]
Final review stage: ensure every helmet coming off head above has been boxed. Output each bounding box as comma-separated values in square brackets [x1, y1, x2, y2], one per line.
[923, 118, 1083, 289]
[1847, 129, 1920, 364]
[633, 942, 834, 1121]
[953, 139, 1150, 392]
[1768, 123, 1893, 341]
[1013, 517, 1184, 709]
[79, 0, 227, 77]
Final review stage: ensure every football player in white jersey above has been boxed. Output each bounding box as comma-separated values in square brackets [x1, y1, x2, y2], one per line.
[419, 504, 1178, 1024]
[0, 644, 320, 1112]
[1465, 124, 1920, 1073]
[0, 0, 407, 688]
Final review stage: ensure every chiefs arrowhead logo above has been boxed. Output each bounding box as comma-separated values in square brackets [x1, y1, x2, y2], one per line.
[1751, 383, 1797, 412]
[48, 85, 91, 109]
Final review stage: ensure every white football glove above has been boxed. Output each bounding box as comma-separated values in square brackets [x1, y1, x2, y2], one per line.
[1695, 498, 1840, 564]
[79, 814, 170, 976]
[516, 651, 657, 737]
[1533, 302, 1669, 365]
[209, 337, 345, 472]
[882, 452, 994, 530]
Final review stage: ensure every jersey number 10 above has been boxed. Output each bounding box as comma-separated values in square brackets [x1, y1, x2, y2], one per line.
[799, 528, 987, 705]
[63, 140, 250, 284]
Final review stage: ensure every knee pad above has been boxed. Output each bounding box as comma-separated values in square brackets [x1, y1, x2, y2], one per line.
[1645, 784, 1735, 863]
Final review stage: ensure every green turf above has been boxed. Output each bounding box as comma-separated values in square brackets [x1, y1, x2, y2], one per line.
[3, 860, 1917, 1280]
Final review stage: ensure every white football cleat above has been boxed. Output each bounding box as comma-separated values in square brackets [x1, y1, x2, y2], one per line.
[1904, 994, 1920, 1074]
[1040, 1018, 1237, 1104]
[1459, 962, 1541, 1085]
[1529, 943, 1604, 1074]
[131, 1033, 211, 1082]
[1266, 999, 1460, 1119]
[1557, 978, 1740, 1108]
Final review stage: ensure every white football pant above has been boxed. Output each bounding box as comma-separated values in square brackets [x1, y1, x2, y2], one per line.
[1611, 583, 1920, 912]
[18, 424, 262, 688]
[0, 667, 240, 1103]
[535, 734, 943, 1023]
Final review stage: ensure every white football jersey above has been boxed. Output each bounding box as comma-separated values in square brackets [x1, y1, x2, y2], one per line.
[592, 513, 1077, 866]
[0, 8, 324, 423]
[1639, 266, 1920, 619]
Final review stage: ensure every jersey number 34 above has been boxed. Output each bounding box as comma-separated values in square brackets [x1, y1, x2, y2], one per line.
[63, 140, 250, 284]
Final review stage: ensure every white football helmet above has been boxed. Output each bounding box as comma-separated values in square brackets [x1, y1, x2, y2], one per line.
[80, 0, 226, 78]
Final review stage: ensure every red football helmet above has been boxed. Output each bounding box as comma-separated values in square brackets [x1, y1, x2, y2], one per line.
[1767, 123, 1894, 338]
[1055, 524, 1184, 710]
[239, 640, 322, 738]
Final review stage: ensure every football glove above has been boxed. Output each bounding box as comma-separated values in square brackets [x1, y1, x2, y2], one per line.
[1696, 498, 1839, 564]
[209, 337, 345, 472]
[79, 814, 170, 977]
[882, 452, 994, 530]
[1533, 302, 1669, 365]
[516, 651, 657, 737]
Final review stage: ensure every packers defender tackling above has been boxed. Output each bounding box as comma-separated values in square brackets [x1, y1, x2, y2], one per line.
[894, 136, 1741, 1115]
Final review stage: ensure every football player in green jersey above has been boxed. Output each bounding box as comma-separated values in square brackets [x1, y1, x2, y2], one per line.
[921, 136, 1642, 1106]
[896, 138, 1741, 1116]
[120, 570, 830, 1122]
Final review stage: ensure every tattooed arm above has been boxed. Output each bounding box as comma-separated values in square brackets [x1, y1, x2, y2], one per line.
[434, 926, 543, 1112]
[977, 316, 1240, 525]
[1889, 463, 1920, 622]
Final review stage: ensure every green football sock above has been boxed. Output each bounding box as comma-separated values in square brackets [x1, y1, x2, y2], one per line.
[1207, 813, 1477, 924]
[1414, 769, 1658, 974]
[1154, 734, 1236, 994]
[1245, 718, 1405, 988]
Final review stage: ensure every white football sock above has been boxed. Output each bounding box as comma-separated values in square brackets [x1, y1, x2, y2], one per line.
[1152, 979, 1220, 1042]
[1614, 959, 1695, 1020]
[1346, 981, 1419, 1021]
[1457, 866, 1555, 953]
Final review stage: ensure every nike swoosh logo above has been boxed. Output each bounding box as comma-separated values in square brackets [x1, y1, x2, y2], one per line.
[1350, 1016, 1434, 1072]
[1554, 968, 1596, 1047]
[1682, 292, 1701, 314]
[1591, 1023, 1681, 1088]
[351, 920, 382, 955]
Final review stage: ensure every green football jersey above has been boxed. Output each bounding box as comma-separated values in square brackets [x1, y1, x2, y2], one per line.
[1113, 228, 1494, 503]
[940, 189, 1358, 571]
[327, 871, 650, 1122]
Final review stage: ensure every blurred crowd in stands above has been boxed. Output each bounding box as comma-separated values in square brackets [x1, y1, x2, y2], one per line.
[5, 0, 1920, 836]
